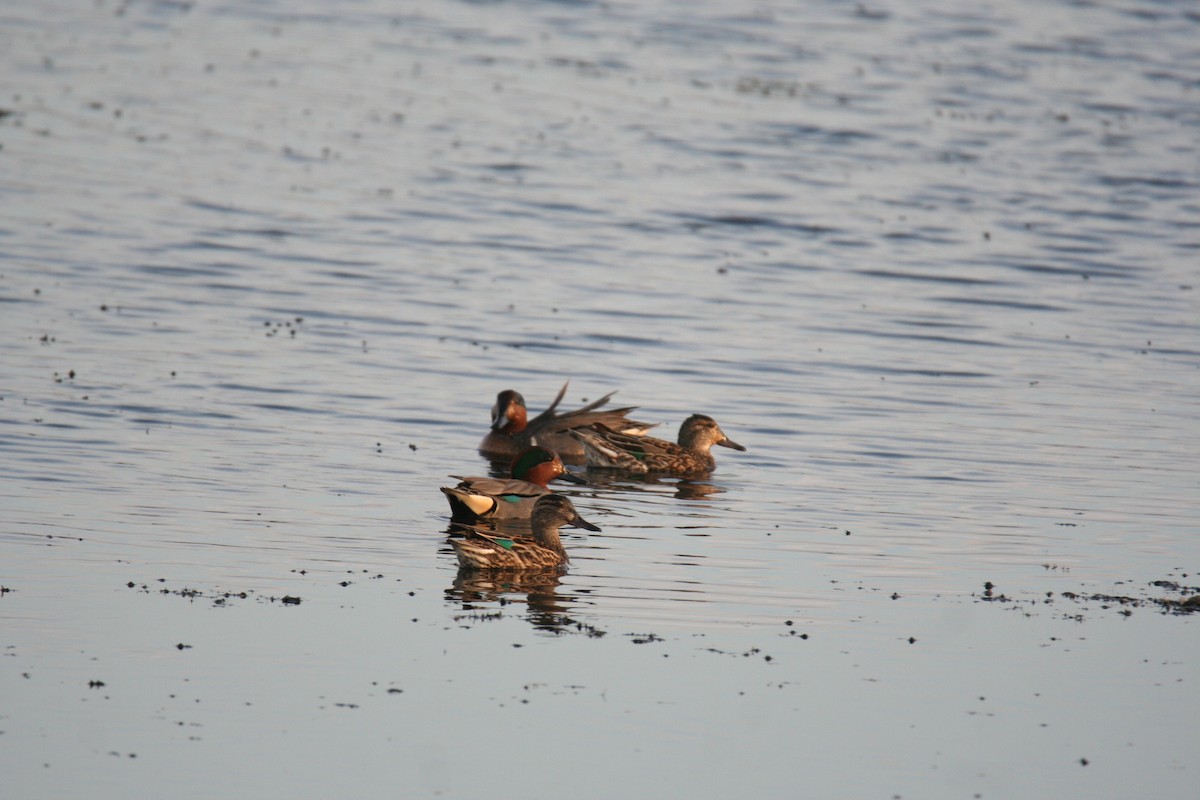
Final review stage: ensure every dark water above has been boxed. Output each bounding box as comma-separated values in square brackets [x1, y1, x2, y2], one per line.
[2, 0, 1198, 797]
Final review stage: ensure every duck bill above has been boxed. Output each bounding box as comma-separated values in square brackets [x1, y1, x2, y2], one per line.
[490, 400, 512, 431]
[571, 514, 602, 532]
[556, 470, 588, 485]
[717, 437, 747, 452]
[489, 402, 508, 429]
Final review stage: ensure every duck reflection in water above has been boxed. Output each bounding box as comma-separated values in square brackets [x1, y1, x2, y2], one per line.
[572, 470, 727, 501]
[447, 570, 598, 635]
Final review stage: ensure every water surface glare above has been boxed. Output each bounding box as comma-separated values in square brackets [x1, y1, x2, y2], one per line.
[1, 0, 1198, 797]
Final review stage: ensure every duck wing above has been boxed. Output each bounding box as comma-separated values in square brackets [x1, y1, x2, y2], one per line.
[528, 381, 619, 427]
[449, 476, 548, 500]
[589, 424, 683, 457]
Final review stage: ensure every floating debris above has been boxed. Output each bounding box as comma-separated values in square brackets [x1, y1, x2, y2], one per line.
[978, 578, 1200, 617]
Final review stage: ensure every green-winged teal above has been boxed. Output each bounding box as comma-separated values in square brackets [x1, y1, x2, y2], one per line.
[449, 494, 600, 571]
[570, 413, 746, 477]
[441, 446, 585, 523]
[479, 381, 655, 462]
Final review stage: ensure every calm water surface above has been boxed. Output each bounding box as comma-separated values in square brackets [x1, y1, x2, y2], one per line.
[2, 0, 1198, 797]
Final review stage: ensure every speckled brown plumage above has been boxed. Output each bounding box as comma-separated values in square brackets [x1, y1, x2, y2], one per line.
[570, 414, 746, 477]
[450, 494, 600, 571]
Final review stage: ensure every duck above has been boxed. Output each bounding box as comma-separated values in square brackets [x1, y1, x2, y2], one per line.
[440, 446, 585, 523]
[449, 494, 600, 571]
[569, 413, 746, 477]
[478, 381, 655, 462]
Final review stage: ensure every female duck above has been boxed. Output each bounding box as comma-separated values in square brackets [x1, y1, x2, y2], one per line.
[450, 494, 600, 571]
[441, 446, 585, 523]
[479, 381, 654, 462]
[570, 414, 746, 477]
